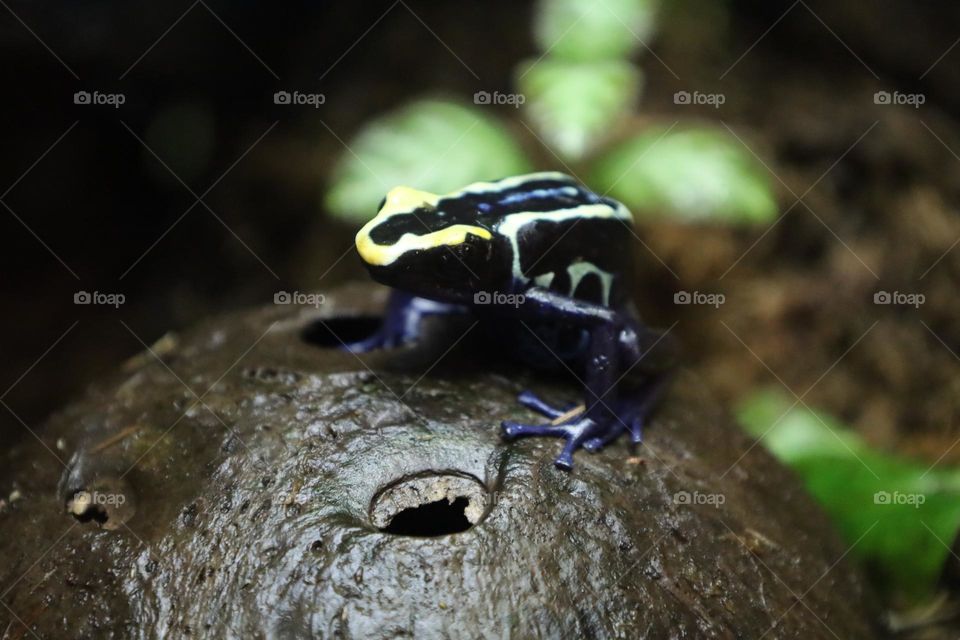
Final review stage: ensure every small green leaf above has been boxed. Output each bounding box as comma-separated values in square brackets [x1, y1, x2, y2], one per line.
[738, 391, 960, 599]
[325, 99, 531, 224]
[518, 58, 640, 160]
[534, 0, 659, 62]
[591, 127, 778, 224]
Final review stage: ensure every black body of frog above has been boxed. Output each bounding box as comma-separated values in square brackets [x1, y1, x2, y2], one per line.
[352, 172, 674, 470]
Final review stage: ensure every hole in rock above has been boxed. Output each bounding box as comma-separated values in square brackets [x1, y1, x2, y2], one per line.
[300, 316, 383, 348]
[382, 497, 473, 537]
[370, 472, 489, 538]
[64, 482, 135, 530]
[71, 504, 109, 525]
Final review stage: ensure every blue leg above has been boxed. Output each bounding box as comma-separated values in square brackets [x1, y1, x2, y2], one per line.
[516, 390, 578, 420]
[502, 413, 599, 471]
[501, 287, 673, 470]
[343, 291, 464, 353]
[583, 375, 669, 452]
[583, 421, 628, 452]
[505, 379, 668, 466]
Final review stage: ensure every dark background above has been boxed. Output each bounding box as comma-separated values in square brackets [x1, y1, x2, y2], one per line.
[3, 0, 960, 462]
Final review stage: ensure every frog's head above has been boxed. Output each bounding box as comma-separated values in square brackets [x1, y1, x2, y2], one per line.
[355, 186, 508, 304]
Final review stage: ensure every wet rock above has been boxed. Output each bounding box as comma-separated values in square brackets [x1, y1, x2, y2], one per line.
[0, 283, 882, 638]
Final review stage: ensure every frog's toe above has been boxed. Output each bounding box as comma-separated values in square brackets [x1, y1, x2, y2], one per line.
[515, 390, 576, 420]
[501, 420, 573, 440]
[342, 335, 383, 353]
[554, 447, 576, 472]
[629, 417, 644, 445]
[342, 328, 407, 353]
[583, 422, 627, 453]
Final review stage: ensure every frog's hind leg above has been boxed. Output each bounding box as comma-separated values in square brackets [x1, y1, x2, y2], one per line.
[502, 288, 673, 470]
[515, 390, 579, 420]
[582, 374, 669, 452]
[627, 374, 672, 445]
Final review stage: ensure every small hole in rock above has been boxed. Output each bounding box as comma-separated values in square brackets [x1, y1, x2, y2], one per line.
[382, 497, 473, 537]
[71, 504, 109, 525]
[64, 483, 134, 530]
[370, 472, 488, 537]
[300, 316, 383, 348]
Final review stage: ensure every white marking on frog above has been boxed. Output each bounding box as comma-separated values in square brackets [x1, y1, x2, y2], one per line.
[534, 272, 555, 288]
[566, 261, 614, 306]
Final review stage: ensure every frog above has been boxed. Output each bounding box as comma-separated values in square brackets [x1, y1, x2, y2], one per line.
[349, 171, 676, 471]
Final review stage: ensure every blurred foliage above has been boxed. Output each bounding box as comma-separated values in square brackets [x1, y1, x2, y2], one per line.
[517, 58, 641, 159]
[591, 127, 778, 223]
[738, 391, 960, 600]
[533, 0, 659, 61]
[326, 0, 777, 228]
[325, 100, 530, 223]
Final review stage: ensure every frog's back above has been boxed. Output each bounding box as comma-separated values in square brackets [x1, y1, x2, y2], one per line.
[477, 173, 635, 309]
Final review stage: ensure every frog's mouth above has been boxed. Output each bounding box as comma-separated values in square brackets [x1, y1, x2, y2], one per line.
[359, 235, 497, 306]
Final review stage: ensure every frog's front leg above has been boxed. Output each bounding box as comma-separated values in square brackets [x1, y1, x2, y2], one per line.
[343, 290, 464, 353]
[501, 287, 671, 470]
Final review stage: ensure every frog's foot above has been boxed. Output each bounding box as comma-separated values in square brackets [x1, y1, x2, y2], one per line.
[505, 375, 673, 468]
[582, 416, 639, 452]
[342, 329, 405, 353]
[501, 410, 626, 471]
[342, 292, 464, 353]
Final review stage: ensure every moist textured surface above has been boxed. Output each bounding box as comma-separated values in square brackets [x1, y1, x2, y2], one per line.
[0, 283, 880, 639]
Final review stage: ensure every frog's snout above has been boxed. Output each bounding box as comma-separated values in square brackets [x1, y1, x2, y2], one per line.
[355, 186, 491, 269]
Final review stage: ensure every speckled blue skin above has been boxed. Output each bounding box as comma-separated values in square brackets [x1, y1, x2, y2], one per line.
[349, 173, 676, 471]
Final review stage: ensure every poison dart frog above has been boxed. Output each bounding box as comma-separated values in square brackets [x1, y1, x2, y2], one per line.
[350, 172, 676, 471]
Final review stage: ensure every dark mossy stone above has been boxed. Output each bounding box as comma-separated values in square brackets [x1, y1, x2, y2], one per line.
[0, 283, 882, 639]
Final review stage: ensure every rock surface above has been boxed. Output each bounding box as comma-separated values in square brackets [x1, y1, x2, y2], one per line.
[0, 284, 882, 638]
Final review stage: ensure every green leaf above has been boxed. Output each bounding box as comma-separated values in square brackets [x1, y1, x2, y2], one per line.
[325, 99, 531, 224]
[534, 0, 659, 61]
[591, 126, 778, 224]
[738, 391, 960, 599]
[518, 58, 640, 160]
